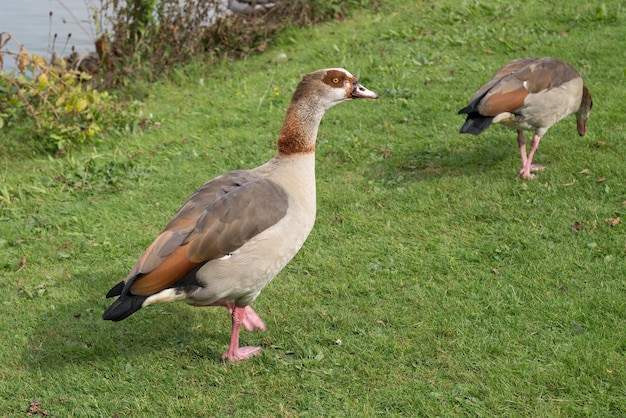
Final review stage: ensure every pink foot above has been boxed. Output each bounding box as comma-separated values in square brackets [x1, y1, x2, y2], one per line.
[221, 346, 262, 362]
[519, 164, 545, 179]
[530, 164, 545, 172]
[518, 170, 535, 179]
[241, 306, 267, 332]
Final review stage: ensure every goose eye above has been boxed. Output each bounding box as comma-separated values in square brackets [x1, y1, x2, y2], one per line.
[332, 77, 340, 84]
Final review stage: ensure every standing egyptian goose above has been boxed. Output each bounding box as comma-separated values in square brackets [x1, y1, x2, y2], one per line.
[102, 68, 378, 361]
[458, 57, 593, 179]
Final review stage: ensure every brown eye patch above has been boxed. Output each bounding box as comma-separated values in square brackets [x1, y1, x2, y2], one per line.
[322, 70, 350, 88]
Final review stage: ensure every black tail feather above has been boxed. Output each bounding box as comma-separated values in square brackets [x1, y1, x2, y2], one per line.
[102, 294, 147, 321]
[459, 114, 494, 135]
[105, 280, 125, 298]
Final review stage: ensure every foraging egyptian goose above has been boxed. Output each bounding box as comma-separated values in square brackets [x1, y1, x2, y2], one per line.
[458, 57, 593, 179]
[102, 68, 378, 361]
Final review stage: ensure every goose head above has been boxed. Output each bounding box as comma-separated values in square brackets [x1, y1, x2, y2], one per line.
[291, 68, 378, 111]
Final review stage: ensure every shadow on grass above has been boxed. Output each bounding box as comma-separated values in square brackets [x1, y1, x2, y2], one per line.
[21, 272, 251, 372]
[375, 134, 516, 182]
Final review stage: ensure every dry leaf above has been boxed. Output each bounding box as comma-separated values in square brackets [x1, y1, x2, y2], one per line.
[57, 241, 72, 250]
[605, 217, 620, 227]
[596, 178, 606, 183]
[17, 45, 29, 74]
[17, 256, 26, 271]
[379, 147, 392, 158]
[571, 221, 582, 231]
[26, 399, 49, 416]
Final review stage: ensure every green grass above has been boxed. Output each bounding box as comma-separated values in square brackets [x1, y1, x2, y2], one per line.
[1, 0, 626, 415]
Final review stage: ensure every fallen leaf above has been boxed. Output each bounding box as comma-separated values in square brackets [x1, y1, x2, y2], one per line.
[57, 241, 72, 250]
[579, 169, 590, 175]
[26, 399, 49, 416]
[596, 178, 606, 183]
[379, 147, 392, 158]
[605, 217, 620, 227]
[571, 221, 582, 231]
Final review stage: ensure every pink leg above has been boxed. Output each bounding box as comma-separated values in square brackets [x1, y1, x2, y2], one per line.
[519, 134, 542, 179]
[517, 131, 528, 168]
[189, 301, 265, 361]
[221, 306, 262, 362]
[190, 302, 266, 332]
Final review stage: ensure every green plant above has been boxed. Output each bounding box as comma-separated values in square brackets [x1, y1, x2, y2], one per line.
[95, 0, 378, 85]
[0, 44, 141, 154]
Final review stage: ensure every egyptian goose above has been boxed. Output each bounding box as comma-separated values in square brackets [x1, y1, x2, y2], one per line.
[102, 68, 378, 361]
[458, 57, 593, 179]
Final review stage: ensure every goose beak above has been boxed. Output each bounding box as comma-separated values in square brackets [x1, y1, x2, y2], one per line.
[351, 82, 379, 99]
[577, 119, 587, 136]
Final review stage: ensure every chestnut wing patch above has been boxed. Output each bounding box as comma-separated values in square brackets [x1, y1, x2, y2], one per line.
[478, 78, 528, 116]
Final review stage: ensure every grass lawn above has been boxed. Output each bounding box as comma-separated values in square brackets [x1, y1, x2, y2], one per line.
[1, 0, 625, 415]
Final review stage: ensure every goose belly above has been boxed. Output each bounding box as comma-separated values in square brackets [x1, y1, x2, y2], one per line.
[506, 78, 583, 132]
[188, 202, 316, 306]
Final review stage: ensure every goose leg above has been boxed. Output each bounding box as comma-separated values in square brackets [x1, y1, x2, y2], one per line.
[223, 303, 267, 332]
[222, 305, 262, 361]
[519, 134, 543, 179]
[517, 130, 528, 169]
[191, 302, 267, 331]
[189, 301, 266, 361]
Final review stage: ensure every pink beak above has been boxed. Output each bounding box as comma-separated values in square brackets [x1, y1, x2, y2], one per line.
[351, 82, 379, 99]
[577, 119, 587, 136]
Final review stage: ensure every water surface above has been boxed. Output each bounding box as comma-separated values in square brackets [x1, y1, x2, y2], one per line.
[1, 0, 95, 70]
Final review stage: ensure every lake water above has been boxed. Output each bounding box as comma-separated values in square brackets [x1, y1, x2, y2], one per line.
[1, 0, 96, 71]
[1, 0, 264, 72]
